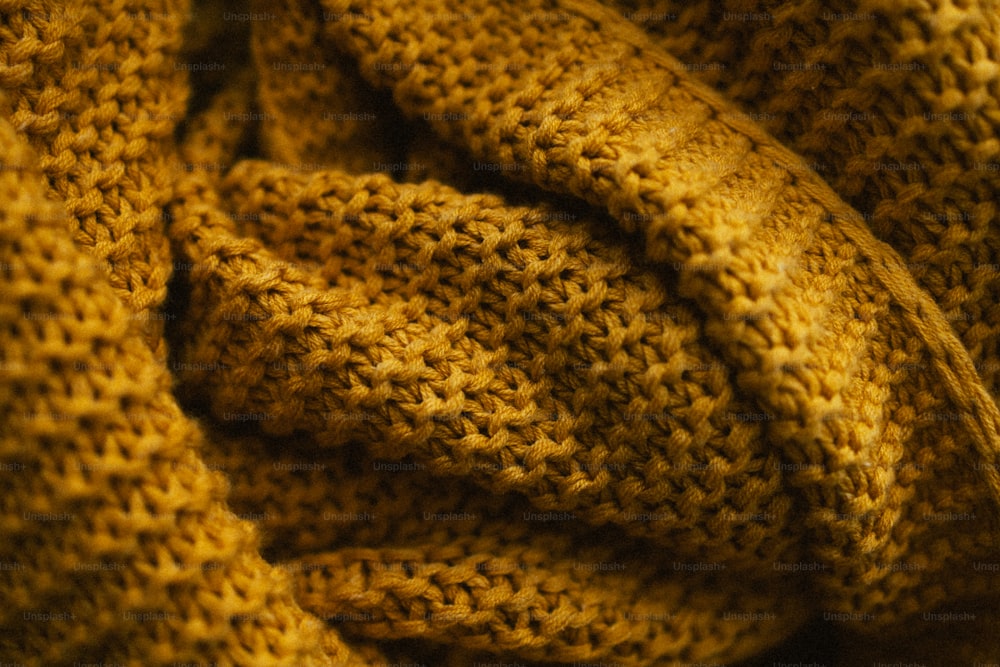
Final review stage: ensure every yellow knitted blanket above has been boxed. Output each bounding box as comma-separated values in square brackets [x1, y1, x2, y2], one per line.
[4, 0, 1000, 664]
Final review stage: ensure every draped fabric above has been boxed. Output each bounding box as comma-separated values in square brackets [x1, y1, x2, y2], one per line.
[3, 1, 1000, 664]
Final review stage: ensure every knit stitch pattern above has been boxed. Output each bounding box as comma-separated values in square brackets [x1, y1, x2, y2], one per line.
[3, 0, 1000, 664]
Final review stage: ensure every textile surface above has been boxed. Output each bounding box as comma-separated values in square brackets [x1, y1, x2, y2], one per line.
[3, 0, 1000, 664]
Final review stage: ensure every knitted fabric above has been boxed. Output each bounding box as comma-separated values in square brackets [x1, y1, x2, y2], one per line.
[3, 0, 1000, 665]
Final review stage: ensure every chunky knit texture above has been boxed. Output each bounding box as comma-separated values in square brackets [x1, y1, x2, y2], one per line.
[3, 0, 1000, 664]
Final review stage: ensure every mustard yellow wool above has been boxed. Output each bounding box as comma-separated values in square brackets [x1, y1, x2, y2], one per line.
[2, 0, 1000, 664]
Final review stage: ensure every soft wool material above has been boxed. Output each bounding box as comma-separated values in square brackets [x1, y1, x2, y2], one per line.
[3, 0, 1000, 664]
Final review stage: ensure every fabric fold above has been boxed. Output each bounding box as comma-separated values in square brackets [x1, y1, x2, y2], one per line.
[290, 538, 805, 665]
[314, 0, 1000, 614]
[0, 103, 363, 665]
[172, 157, 805, 565]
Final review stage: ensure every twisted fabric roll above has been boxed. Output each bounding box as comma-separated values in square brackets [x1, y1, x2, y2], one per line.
[3, 0, 1000, 664]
